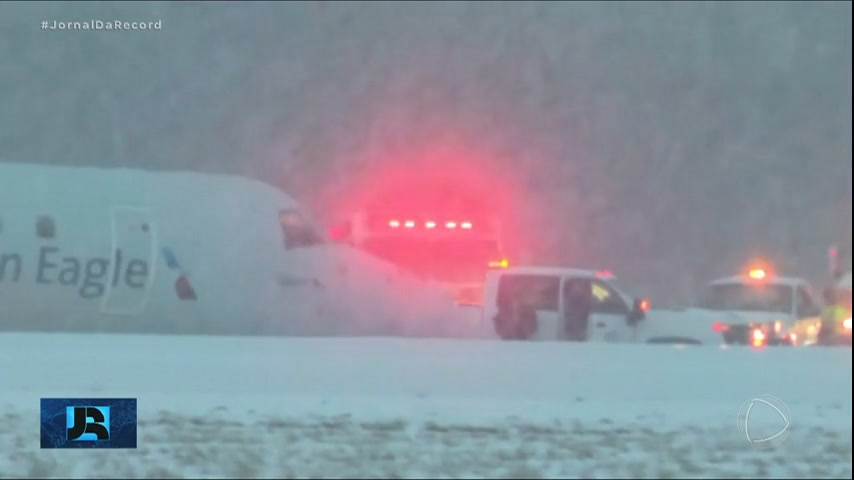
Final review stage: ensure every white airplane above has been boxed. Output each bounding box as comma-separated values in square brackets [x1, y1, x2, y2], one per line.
[0, 162, 471, 338]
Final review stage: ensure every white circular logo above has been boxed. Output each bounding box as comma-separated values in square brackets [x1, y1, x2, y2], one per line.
[736, 394, 791, 449]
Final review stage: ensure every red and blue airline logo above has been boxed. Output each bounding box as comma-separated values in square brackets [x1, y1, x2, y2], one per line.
[160, 247, 197, 301]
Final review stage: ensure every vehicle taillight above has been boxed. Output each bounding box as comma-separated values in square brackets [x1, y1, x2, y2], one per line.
[712, 322, 729, 332]
[640, 299, 650, 312]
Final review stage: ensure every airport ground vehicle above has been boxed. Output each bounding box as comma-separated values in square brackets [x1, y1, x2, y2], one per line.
[330, 211, 508, 305]
[328, 172, 510, 306]
[812, 270, 852, 346]
[700, 267, 819, 347]
[0, 162, 465, 338]
[481, 266, 725, 344]
[482, 266, 646, 342]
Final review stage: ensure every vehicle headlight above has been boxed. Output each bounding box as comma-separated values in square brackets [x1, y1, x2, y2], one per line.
[751, 328, 766, 347]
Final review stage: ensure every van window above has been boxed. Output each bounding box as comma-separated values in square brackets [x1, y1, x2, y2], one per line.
[698, 283, 792, 314]
[279, 209, 324, 249]
[496, 274, 560, 312]
[590, 279, 629, 315]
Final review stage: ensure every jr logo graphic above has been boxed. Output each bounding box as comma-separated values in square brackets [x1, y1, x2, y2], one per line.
[41, 397, 137, 449]
[67, 406, 110, 441]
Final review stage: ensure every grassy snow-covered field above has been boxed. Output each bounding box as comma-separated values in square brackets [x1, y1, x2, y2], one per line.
[1, 333, 850, 478]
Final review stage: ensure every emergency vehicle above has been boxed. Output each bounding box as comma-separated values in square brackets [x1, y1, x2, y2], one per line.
[810, 270, 852, 346]
[806, 247, 852, 345]
[328, 169, 510, 306]
[699, 267, 820, 347]
[482, 267, 645, 341]
[837, 271, 853, 337]
[330, 210, 508, 305]
[482, 266, 726, 345]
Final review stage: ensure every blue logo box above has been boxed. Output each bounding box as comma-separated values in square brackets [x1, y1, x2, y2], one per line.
[40, 398, 137, 449]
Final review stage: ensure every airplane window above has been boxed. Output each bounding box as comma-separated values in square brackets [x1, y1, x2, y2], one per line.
[36, 215, 56, 238]
[279, 209, 324, 250]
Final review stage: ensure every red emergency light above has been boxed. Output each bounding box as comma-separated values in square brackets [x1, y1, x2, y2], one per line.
[384, 217, 476, 230]
[712, 322, 730, 333]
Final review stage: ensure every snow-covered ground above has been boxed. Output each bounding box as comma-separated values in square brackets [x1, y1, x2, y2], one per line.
[1, 333, 850, 478]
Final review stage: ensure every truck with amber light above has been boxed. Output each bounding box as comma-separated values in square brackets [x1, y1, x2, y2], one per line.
[698, 267, 822, 347]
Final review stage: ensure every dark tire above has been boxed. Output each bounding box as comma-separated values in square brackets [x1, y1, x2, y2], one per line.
[493, 311, 537, 341]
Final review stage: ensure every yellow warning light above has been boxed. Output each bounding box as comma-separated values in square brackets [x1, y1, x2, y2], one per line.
[748, 268, 767, 280]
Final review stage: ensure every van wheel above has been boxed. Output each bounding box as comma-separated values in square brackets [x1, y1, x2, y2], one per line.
[493, 314, 535, 340]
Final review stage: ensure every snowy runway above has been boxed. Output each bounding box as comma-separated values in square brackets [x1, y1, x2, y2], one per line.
[1, 334, 851, 478]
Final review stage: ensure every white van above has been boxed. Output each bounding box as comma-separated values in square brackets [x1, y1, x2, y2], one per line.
[482, 266, 724, 345]
[482, 266, 648, 342]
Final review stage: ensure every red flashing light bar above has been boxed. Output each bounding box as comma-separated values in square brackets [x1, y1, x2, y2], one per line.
[387, 219, 475, 230]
